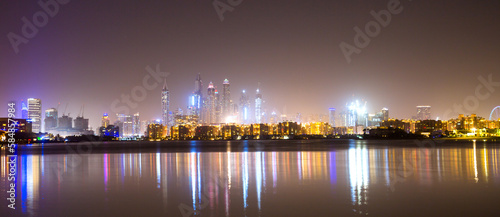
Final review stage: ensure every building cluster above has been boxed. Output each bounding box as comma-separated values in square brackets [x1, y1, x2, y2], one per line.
[374, 114, 500, 137]
[145, 122, 330, 141]
[2, 79, 500, 142]
[1, 98, 93, 139]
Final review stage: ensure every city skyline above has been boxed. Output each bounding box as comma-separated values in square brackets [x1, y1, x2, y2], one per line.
[1, 0, 499, 130]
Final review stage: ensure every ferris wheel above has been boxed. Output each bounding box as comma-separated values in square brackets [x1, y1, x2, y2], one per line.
[490, 106, 500, 121]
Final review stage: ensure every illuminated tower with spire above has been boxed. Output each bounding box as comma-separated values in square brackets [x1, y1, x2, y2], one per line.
[162, 79, 170, 136]
[189, 73, 203, 120]
[206, 82, 216, 124]
[222, 78, 231, 121]
[239, 90, 250, 124]
[255, 88, 262, 123]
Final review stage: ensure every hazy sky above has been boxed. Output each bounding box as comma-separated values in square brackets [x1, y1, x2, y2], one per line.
[1, 0, 499, 130]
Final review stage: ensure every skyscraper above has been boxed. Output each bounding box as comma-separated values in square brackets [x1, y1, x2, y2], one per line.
[416, 106, 431, 120]
[101, 113, 110, 128]
[162, 79, 170, 135]
[27, 98, 42, 132]
[44, 108, 58, 131]
[239, 90, 250, 124]
[205, 82, 217, 124]
[329, 108, 336, 127]
[255, 88, 262, 123]
[189, 73, 203, 120]
[116, 114, 133, 138]
[21, 100, 28, 119]
[222, 79, 231, 121]
[215, 89, 222, 124]
[74, 116, 89, 131]
[133, 112, 141, 136]
[381, 108, 389, 121]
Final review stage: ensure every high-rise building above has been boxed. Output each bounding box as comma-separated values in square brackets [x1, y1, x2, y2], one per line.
[188, 73, 203, 119]
[239, 90, 251, 124]
[215, 89, 222, 124]
[381, 108, 389, 121]
[295, 112, 302, 123]
[21, 100, 28, 119]
[174, 108, 183, 117]
[255, 89, 262, 123]
[44, 108, 58, 131]
[416, 106, 431, 120]
[329, 108, 336, 127]
[162, 79, 170, 134]
[58, 115, 73, 131]
[27, 98, 42, 132]
[133, 112, 141, 136]
[101, 113, 110, 127]
[206, 82, 217, 124]
[270, 111, 278, 124]
[222, 79, 231, 121]
[116, 113, 133, 138]
[74, 116, 89, 131]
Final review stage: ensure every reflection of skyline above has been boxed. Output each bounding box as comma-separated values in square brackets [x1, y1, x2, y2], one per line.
[1, 143, 500, 216]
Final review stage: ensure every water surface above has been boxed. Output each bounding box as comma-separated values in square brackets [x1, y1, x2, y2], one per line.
[1, 139, 500, 216]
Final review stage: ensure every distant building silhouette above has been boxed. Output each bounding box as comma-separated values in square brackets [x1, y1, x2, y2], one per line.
[416, 106, 431, 120]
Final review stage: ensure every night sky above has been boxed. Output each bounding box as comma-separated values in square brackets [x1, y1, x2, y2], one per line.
[1, 0, 499, 130]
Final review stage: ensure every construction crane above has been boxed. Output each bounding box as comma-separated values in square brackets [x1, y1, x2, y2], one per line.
[63, 103, 69, 116]
[78, 105, 85, 118]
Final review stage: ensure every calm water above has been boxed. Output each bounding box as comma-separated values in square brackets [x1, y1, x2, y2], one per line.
[1, 140, 500, 217]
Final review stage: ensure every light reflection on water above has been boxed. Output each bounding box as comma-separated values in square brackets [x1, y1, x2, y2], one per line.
[1, 140, 500, 216]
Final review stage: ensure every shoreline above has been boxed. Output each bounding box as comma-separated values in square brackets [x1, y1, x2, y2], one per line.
[2, 138, 499, 155]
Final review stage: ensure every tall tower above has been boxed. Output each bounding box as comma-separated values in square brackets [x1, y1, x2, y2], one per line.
[27, 98, 42, 132]
[239, 90, 250, 124]
[162, 79, 170, 135]
[255, 88, 262, 123]
[133, 112, 140, 136]
[215, 89, 222, 124]
[21, 100, 28, 119]
[189, 73, 203, 120]
[222, 79, 231, 121]
[329, 108, 336, 127]
[206, 82, 216, 124]
[381, 108, 389, 121]
[101, 113, 110, 128]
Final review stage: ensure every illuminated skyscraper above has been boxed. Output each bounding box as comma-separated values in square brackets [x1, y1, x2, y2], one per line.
[101, 113, 110, 127]
[162, 79, 170, 134]
[206, 82, 217, 124]
[255, 88, 262, 123]
[329, 108, 336, 127]
[381, 108, 389, 121]
[215, 89, 222, 123]
[222, 79, 231, 121]
[133, 112, 141, 136]
[21, 100, 28, 119]
[416, 106, 431, 120]
[116, 114, 133, 138]
[188, 73, 203, 120]
[44, 108, 58, 131]
[239, 90, 251, 124]
[27, 98, 42, 132]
